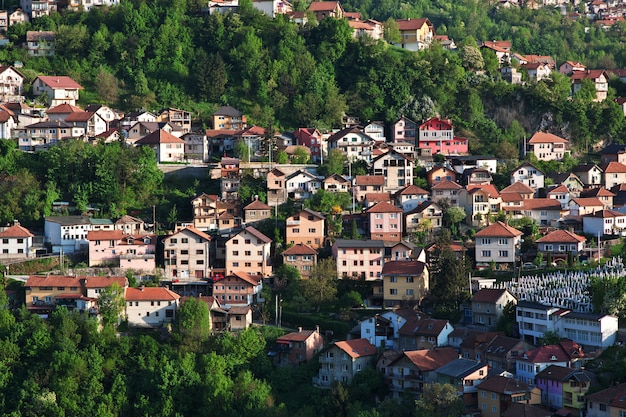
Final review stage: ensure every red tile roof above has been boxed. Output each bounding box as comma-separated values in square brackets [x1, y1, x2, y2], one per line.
[82, 276, 128, 288]
[366, 201, 403, 213]
[125, 287, 180, 301]
[136, 129, 185, 144]
[519, 198, 562, 210]
[364, 192, 392, 203]
[570, 197, 604, 207]
[65, 111, 96, 122]
[47, 103, 84, 114]
[230, 271, 263, 286]
[528, 132, 569, 144]
[474, 221, 523, 238]
[381, 260, 426, 276]
[521, 340, 584, 363]
[547, 185, 569, 194]
[431, 180, 462, 190]
[244, 199, 271, 210]
[355, 175, 385, 186]
[282, 243, 318, 256]
[308, 1, 341, 11]
[602, 161, 626, 173]
[399, 317, 449, 336]
[471, 288, 511, 303]
[466, 184, 500, 197]
[239, 226, 271, 243]
[501, 181, 535, 194]
[26, 275, 82, 288]
[0, 224, 34, 238]
[580, 187, 616, 198]
[477, 375, 531, 394]
[277, 329, 319, 342]
[333, 338, 377, 358]
[399, 347, 459, 371]
[395, 184, 429, 196]
[396, 17, 432, 31]
[536, 229, 586, 244]
[87, 230, 125, 240]
[37, 75, 83, 90]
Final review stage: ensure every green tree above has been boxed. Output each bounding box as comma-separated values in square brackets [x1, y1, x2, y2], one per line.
[97, 283, 126, 329]
[301, 258, 338, 311]
[175, 297, 211, 352]
[460, 45, 484, 71]
[415, 383, 464, 417]
[383, 18, 400, 43]
[276, 150, 289, 164]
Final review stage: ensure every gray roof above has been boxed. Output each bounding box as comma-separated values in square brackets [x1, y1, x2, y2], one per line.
[517, 300, 558, 310]
[213, 105, 243, 117]
[334, 239, 386, 249]
[564, 311, 613, 321]
[45, 216, 92, 225]
[436, 358, 486, 378]
[89, 218, 114, 225]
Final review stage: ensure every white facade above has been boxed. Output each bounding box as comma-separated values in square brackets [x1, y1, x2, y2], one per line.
[44, 216, 113, 254]
[583, 210, 626, 236]
[125, 295, 179, 327]
[511, 163, 545, 190]
[285, 171, 321, 200]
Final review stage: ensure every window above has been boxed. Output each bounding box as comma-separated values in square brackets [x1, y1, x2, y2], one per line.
[482, 250, 491, 257]
[406, 289, 414, 296]
[499, 250, 508, 257]
[406, 277, 414, 283]
[389, 289, 397, 295]
[181, 238, 188, 244]
[390, 277, 397, 282]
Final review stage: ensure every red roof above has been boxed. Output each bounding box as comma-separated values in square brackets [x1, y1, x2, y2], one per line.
[282, 243, 318, 256]
[395, 184, 429, 196]
[519, 199, 562, 211]
[37, 76, 83, 90]
[570, 197, 604, 207]
[570, 69, 607, 81]
[466, 184, 500, 197]
[308, 1, 341, 11]
[536, 230, 586, 244]
[602, 162, 626, 173]
[382, 260, 426, 276]
[521, 340, 583, 363]
[471, 288, 512, 303]
[431, 180, 462, 190]
[396, 17, 432, 31]
[229, 271, 263, 286]
[364, 192, 392, 203]
[0, 224, 33, 238]
[333, 338, 377, 358]
[26, 275, 82, 288]
[529, 131, 569, 144]
[475, 221, 523, 238]
[47, 103, 84, 114]
[65, 111, 96, 122]
[87, 230, 125, 240]
[399, 317, 449, 336]
[547, 185, 569, 194]
[125, 287, 180, 301]
[244, 199, 271, 210]
[366, 201, 403, 213]
[397, 347, 458, 371]
[500, 182, 535, 194]
[355, 175, 384, 186]
[136, 129, 185, 144]
[277, 329, 319, 342]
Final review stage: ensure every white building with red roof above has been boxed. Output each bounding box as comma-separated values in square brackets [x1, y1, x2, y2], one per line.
[601, 161, 626, 188]
[568, 197, 605, 216]
[570, 69, 609, 101]
[32, 75, 83, 106]
[583, 209, 626, 236]
[212, 270, 263, 306]
[459, 183, 502, 226]
[125, 286, 180, 327]
[394, 184, 429, 212]
[536, 230, 586, 263]
[0, 222, 34, 259]
[475, 222, 523, 268]
[430, 179, 462, 205]
[516, 340, 584, 385]
[135, 129, 185, 163]
[314, 338, 377, 387]
[526, 131, 569, 161]
[307, 0, 343, 21]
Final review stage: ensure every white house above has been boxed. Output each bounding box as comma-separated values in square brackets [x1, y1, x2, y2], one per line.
[371, 150, 414, 193]
[44, 216, 114, 254]
[125, 287, 180, 328]
[327, 127, 374, 163]
[510, 162, 545, 190]
[0, 65, 24, 102]
[285, 169, 322, 200]
[526, 131, 569, 161]
[251, 0, 292, 17]
[359, 309, 422, 349]
[0, 223, 34, 259]
[474, 221, 523, 268]
[135, 129, 186, 163]
[32, 76, 83, 106]
[516, 340, 585, 385]
[583, 209, 626, 236]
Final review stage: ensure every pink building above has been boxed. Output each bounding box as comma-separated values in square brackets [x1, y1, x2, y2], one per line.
[390, 116, 418, 146]
[366, 202, 403, 242]
[294, 127, 323, 163]
[87, 230, 157, 273]
[333, 239, 385, 280]
[418, 117, 469, 155]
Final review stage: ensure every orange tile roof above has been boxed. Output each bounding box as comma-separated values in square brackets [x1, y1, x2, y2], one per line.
[333, 338, 377, 358]
[501, 182, 535, 194]
[308, 1, 341, 11]
[366, 201, 403, 213]
[37, 75, 83, 90]
[282, 243, 318, 256]
[399, 347, 459, 371]
[520, 198, 562, 210]
[475, 221, 523, 238]
[136, 129, 185, 144]
[355, 175, 385, 186]
[466, 184, 500, 197]
[277, 329, 318, 342]
[26, 275, 82, 288]
[471, 288, 511, 303]
[244, 199, 271, 210]
[602, 162, 626, 173]
[125, 287, 180, 301]
[47, 103, 83, 114]
[396, 18, 431, 31]
[536, 230, 586, 244]
[547, 185, 569, 194]
[431, 180, 462, 190]
[396, 184, 429, 196]
[87, 230, 125, 240]
[239, 226, 271, 243]
[230, 271, 263, 286]
[570, 197, 604, 207]
[82, 276, 128, 288]
[0, 224, 34, 238]
[528, 132, 569, 144]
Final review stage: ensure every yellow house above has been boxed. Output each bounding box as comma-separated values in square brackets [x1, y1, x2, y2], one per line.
[562, 370, 592, 411]
[25, 275, 82, 310]
[393, 18, 434, 51]
[380, 260, 429, 308]
[477, 375, 540, 417]
[286, 209, 325, 249]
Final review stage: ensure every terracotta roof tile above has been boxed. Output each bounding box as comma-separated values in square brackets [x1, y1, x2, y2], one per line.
[477, 375, 531, 394]
[244, 199, 271, 210]
[277, 329, 318, 342]
[126, 287, 180, 301]
[431, 180, 462, 190]
[536, 230, 586, 244]
[471, 288, 511, 303]
[355, 175, 384, 186]
[282, 243, 318, 256]
[366, 201, 403, 213]
[528, 132, 569, 144]
[501, 182, 535, 194]
[82, 276, 128, 288]
[474, 221, 523, 238]
[381, 260, 426, 276]
[136, 129, 185, 144]
[0, 224, 34, 238]
[395, 347, 458, 371]
[26, 275, 82, 288]
[333, 338, 377, 358]
[37, 75, 83, 90]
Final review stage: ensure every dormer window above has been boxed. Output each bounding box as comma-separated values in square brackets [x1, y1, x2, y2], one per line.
[127, 237, 134, 244]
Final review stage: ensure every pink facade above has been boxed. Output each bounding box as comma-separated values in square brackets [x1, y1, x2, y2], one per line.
[88, 230, 157, 273]
[295, 128, 323, 163]
[367, 202, 403, 242]
[333, 239, 385, 280]
[418, 117, 469, 155]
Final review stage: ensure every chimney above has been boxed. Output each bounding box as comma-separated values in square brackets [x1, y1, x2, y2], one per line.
[316, 325, 320, 334]
[298, 326, 303, 332]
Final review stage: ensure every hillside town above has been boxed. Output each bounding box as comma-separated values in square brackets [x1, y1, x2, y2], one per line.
[2, 0, 626, 415]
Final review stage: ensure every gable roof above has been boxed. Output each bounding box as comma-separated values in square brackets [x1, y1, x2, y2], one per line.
[601, 161, 626, 174]
[395, 18, 432, 31]
[474, 221, 523, 238]
[333, 338, 377, 358]
[229, 271, 263, 286]
[521, 340, 584, 363]
[536, 229, 586, 244]
[471, 288, 511, 303]
[381, 260, 426, 276]
[308, 1, 341, 11]
[366, 201, 403, 213]
[237, 226, 272, 244]
[580, 187, 616, 198]
[501, 181, 535, 194]
[586, 381, 626, 405]
[431, 180, 462, 190]
[570, 197, 605, 207]
[213, 105, 243, 117]
[477, 375, 531, 394]
[297, 208, 325, 220]
[36, 76, 83, 90]
[82, 276, 128, 288]
[466, 184, 500, 197]
[125, 287, 180, 301]
[399, 317, 449, 336]
[47, 103, 84, 114]
[436, 358, 487, 378]
[512, 162, 544, 174]
[528, 132, 568, 144]
[392, 347, 458, 371]
[26, 275, 82, 288]
[547, 184, 569, 194]
[355, 175, 385, 186]
[277, 329, 319, 342]
[0, 224, 34, 238]
[282, 243, 318, 256]
[585, 209, 626, 218]
[135, 129, 185, 145]
[244, 199, 271, 210]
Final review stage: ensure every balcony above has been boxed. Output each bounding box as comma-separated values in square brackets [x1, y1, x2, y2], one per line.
[120, 254, 156, 260]
[286, 220, 300, 226]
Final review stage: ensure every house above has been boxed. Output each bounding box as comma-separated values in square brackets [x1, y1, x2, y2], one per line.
[162, 227, 211, 280]
[480, 40, 512, 65]
[471, 288, 517, 327]
[547, 185, 572, 209]
[219, 156, 241, 201]
[18, 119, 85, 150]
[286, 209, 325, 248]
[252, 0, 293, 17]
[583, 209, 626, 236]
[477, 375, 538, 417]
[418, 117, 468, 155]
[459, 184, 502, 227]
[547, 172, 584, 193]
[32, 76, 82, 106]
[516, 340, 585, 385]
[313, 338, 376, 387]
[568, 197, 604, 216]
[585, 381, 626, 417]
[573, 163, 603, 188]
[354, 175, 384, 202]
[404, 200, 443, 234]
[84, 104, 119, 126]
[9, 8, 29, 26]
[601, 162, 626, 189]
[526, 132, 569, 161]
[267, 168, 287, 205]
[322, 173, 350, 193]
[381, 260, 429, 308]
[523, 62, 552, 82]
[181, 132, 209, 162]
[65, 111, 108, 137]
[360, 308, 421, 349]
[0, 65, 24, 102]
[327, 127, 374, 163]
[511, 162, 545, 190]
[504, 198, 563, 227]
[126, 121, 183, 143]
[560, 61, 586, 75]
[156, 108, 191, 133]
[213, 271, 263, 306]
[0, 104, 17, 139]
[294, 127, 323, 163]
[363, 192, 392, 208]
[366, 201, 403, 242]
[394, 184, 429, 212]
[349, 19, 383, 40]
[125, 287, 180, 328]
[397, 317, 452, 350]
[430, 180, 462, 205]
[450, 155, 498, 174]
[436, 358, 489, 406]
[390, 116, 417, 146]
[460, 331, 501, 361]
[392, 18, 434, 51]
[135, 129, 185, 163]
[571, 69, 609, 101]
[87, 230, 157, 273]
[461, 167, 492, 186]
[600, 143, 626, 164]
[212, 105, 246, 130]
[426, 165, 457, 187]
[285, 169, 321, 200]
[115, 215, 146, 235]
[25, 30, 55, 56]
[536, 365, 574, 411]
[190, 193, 220, 232]
[226, 305, 252, 330]
[536, 230, 585, 264]
[25, 275, 87, 315]
[474, 222, 523, 269]
[282, 244, 317, 279]
[243, 198, 271, 225]
[225, 226, 272, 277]
[371, 150, 414, 193]
[0, 222, 34, 259]
[385, 347, 459, 398]
[501, 181, 535, 201]
[482, 335, 533, 373]
[333, 239, 385, 281]
[307, 1, 343, 21]
[271, 327, 324, 367]
[44, 215, 113, 254]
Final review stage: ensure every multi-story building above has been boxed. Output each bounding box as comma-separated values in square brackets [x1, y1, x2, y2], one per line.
[87, 230, 156, 273]
[516, 340, 585, 385]
[573, 163, 603, 188]
[583, 209, 626, 236]
[0, 65, 24, 102]
[285, 169, 321, 200]
[282, 244, 317, 279]
[125, 287, 180, 327]
[243, 198, 271, 225]
[585, 381, 626, 417]
[536, 365, 594, 412]
[430, 180, 462, 205]
[327, 126, 374, 163]
[333, 239, 385, 280]
[436, 358, 489, 407]
[371, 150, 414, 193]
[294, 127, 323, 163]
[392, 17, 434, 51]
[32, 75, 82, 106]
[44, 215, 114, 254]
[394, 184, 429, 212]
[470, 288, 517, 328]
[397, 317, 452, 350]
[601, 161, 626, 189]
[225, 226, 272, 277]
[212, 105, 246, 130]
[271, 327, 324, 367]
[19, 120, 85, 151]
[354, 175, 384, 202]
[135, 129, 186, 163]
[404, 200, 443, 234]
[474, 221, 523, 269]
[527, 131, 569, 161]
[380, 260, 429, 308]
[313, 338, 376, 387]
[156, 108, 192, 133]
[418, 117, 468, 155]
[323, 173, 350, 192]
[212, 271, 263, 306]
[286, 209, 325, 248]
[459, 184, 502, 227]
[535, 230, 586, 263]
[366, 202, 403, 242]
[390, 116, 417, 146]
[267, 168, 287, 205]
[510, 162, 545, 190]
[0, 222, 34, 259]
[162, 227, 211, 280]
[477, 375, 538, 417]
